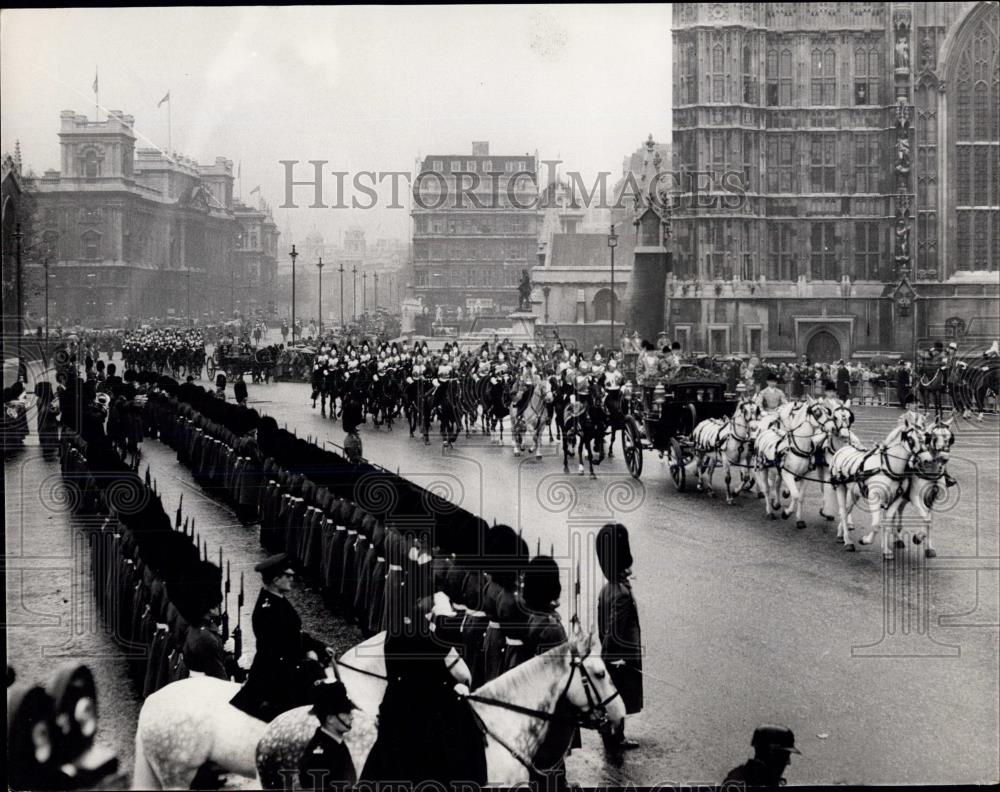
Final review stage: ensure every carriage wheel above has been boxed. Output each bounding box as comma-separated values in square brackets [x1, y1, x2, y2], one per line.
[667, 437, 687, 491]
[622, 416, 643, 480]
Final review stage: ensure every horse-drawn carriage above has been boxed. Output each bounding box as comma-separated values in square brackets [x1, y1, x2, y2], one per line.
[206, 346, 275, 382]
[619, 365, 739, 489]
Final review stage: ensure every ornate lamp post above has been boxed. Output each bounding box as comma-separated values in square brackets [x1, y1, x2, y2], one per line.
[352, 265, 358, 321]
[373, 272, 379, 311]
[316, 256, 325, 335]
[289, 244, 298, 343]
[363, 272, 368, 317]
[338, 261, 345, 329]
[608, 223, 618, 350]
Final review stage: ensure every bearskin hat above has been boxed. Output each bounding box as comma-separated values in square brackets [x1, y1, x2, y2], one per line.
[523, 555, 562, 610]
[595, 522, 633, 581]
[170, 560, 223, 623]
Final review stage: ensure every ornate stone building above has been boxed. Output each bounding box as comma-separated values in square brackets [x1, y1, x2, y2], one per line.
[669, 2, 998, 361]
[24, 110, 279, 324]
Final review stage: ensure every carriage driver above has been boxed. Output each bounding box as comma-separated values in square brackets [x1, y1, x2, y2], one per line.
[754, 371, 787, 413]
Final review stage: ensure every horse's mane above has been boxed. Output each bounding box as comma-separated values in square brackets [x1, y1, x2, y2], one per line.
[476, 641, 572, 700]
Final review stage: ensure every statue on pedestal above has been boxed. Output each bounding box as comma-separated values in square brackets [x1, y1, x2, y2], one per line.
[517, 269, 533, 311]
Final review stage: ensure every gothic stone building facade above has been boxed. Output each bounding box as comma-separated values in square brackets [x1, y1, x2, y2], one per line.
[25, 110, 278, 325]
[669, 2, 998, 361]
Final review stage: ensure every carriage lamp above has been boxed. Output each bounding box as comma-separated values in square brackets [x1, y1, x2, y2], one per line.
[653, 383, 667, 406]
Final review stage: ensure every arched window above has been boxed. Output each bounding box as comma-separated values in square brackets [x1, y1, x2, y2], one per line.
[592, 288, 620, 322]
[779, 49, 793, 105]
[951, 8, 999, 273]
[811, 46, 836, 105]
[711, 44, 725, 102]
[766, 49, 779, 105]
[84, 150, 99, 179]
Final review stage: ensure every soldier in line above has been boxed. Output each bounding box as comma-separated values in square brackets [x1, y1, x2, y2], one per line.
[723, 725, 801, 787]
[596, 522, 642, 759]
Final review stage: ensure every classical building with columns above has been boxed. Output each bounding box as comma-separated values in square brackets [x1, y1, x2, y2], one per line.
[23, 109, 278, 324]
[669, 1, 998, 361]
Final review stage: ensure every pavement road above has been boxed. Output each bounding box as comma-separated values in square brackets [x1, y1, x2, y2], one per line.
[6, 355, 999, 786]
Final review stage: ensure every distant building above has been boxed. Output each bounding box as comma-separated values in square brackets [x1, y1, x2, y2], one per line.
[669, 2, 999, 361]
[23, 109, 279, 325]
[411, 142, 541, 318]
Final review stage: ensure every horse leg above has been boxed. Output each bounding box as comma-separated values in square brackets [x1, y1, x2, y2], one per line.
[910, 484, 937, 557]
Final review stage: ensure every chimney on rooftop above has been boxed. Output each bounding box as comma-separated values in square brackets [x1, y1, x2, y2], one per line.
[472, 141, 489, 157]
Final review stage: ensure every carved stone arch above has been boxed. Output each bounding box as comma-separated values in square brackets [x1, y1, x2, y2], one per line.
[940, 1, 999, 276]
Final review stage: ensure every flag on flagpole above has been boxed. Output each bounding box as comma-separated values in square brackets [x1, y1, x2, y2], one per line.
[249, 185, 260, 195]
[158, 90, 170, 108]
[92, 69, 98, 95]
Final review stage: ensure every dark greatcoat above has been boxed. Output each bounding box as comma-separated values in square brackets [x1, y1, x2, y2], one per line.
[229, 588, 325, 721]
[359, 626, 486, 785]
[298, 728, 357, 791]
[597, 579, 643, 714]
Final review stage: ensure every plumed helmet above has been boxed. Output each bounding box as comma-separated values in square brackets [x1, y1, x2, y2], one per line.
[595, 522, 633, 581]
[522, 555, 562, 610]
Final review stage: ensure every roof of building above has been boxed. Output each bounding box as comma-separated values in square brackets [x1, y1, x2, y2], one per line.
[549, 231, 635, 269]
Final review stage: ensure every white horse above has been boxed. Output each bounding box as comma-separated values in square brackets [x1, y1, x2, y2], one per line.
[256, 626, 624, 788]
[131, 633, 389, 789]
[889, 418, 955, 558]
[829, 422, 932, 557]
[511, 380, 552, 459]
[691, 398, 761, 503]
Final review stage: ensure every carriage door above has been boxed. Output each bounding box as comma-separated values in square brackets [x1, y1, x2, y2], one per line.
[806, 330, 841, 363]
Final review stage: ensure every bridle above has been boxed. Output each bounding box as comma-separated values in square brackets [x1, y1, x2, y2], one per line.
[461, 634, 621, 775]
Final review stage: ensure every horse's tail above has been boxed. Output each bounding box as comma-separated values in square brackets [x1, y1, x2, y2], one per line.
[131, 721, 162, 790]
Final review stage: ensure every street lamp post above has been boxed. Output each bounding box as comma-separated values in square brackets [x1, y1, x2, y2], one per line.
[338, 261, 345, 330]
[373, 272, 379, 310]
[608, 223, 618, 351]
[363, 272, 368, 317]
[352, 265, 357, 321]
[44, 261, 50, 362]
[316, 256, 325, 335]
[186, 268, 192, 324]
[289, 244, 299, 343]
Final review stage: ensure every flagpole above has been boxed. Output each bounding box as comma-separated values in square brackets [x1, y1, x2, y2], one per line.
[94, 66, 99, 123]
[167, 95, 172, 155]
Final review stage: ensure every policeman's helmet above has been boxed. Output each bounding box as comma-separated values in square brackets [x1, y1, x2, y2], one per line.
[751, 724, 801, 755]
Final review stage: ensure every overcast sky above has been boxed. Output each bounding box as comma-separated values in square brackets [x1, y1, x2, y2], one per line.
[1, 5, 672, 244]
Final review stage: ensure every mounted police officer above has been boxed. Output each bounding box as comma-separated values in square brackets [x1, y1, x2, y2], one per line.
[229, 553, 332, 721]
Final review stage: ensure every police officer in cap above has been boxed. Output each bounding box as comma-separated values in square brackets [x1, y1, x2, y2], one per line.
[724, 724, 801, 787]
[298, 680, 359, 791]
[230, 553, 331, 721]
